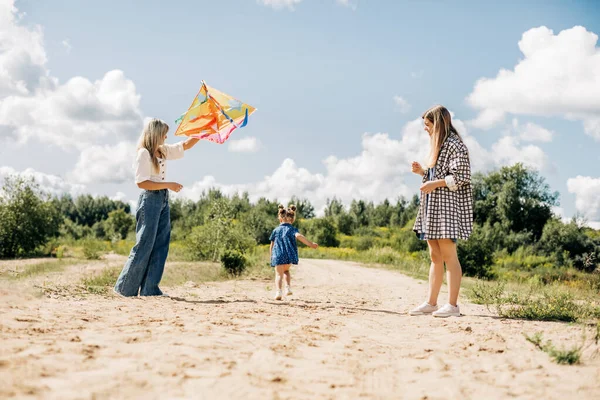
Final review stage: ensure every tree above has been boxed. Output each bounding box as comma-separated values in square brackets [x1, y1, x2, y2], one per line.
[186, 199, 255, 261]
[0, 176, 61, 257]
[473, 164, 558, 240]
[243, 207, 279, 245]
[390, 197, 409, 228]
[324, 197, 344, 217]
[105, 209, 135, 240]
[350, 200, 369, 228]
[72, 195, 130, 227]
[289, 196, 315, 219]
[538, 218, 597, 271]
[372, 199, 392, 227]
[303, 217, 340, 247]
[336, 213, 354, 235]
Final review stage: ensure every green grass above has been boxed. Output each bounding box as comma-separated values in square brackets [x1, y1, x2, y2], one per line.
[299, 246, 430, 280]
[467, 280, 600, 322]
[0, 259, 82, 280]
[82, 266, 121, 294]
[525, 332, 582, 365]
[80, 247, 274, 295]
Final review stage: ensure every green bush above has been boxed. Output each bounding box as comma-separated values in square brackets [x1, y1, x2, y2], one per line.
[185, 200, 255, 261]
[221, 250, 247, 276]
[59, 217, 92, 240]
[0, 176, 61, 258]
[187, 223, 255, 261]
[355, 236, 375, 251]
[457, 223, 497, 279]
[538, 219, 597, 271]
[82, 239, 105, 260]
[105, 209, 135, 241]
[391, 229, 426, 253]
[302, 217, 340, 247]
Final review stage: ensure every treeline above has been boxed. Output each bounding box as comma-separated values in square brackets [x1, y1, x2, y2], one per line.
[1, 164, 598, 280]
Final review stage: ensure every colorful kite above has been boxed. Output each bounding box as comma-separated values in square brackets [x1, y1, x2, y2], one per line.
[174, 81, 256, 144]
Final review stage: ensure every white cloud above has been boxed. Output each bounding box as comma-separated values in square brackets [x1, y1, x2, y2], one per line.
[468, 108, 506, 130]
[0, 166, 85, 197]
[490, 136, 548, 171]
[516, 121, 554, 142]
[228, 136, 261, 153]
[0, 0, 48, 97]
[69, 141, 136, 184]
[467, 26, 600, 139]
[181, 121, 430, 211]
[393, 95, 411, 114]
[61, 39, 72, 54]
[0, 0, 144, 150]
[110, 191, 127, 202]
[180, 113, 552, 212]
[0, 70, 144, 150]
[258, 0, 302, 10]
[336, 0, 358, 10]
[567, 176, 600, 225]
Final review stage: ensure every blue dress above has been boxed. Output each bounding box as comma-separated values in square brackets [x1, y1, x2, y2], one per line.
[269, 223, 299, 267]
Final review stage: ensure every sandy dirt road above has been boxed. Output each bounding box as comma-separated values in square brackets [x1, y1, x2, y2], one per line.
[1, 257, 599, 400]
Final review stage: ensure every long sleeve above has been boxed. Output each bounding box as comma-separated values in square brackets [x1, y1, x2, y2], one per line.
[135, 149, 152, 183]
[444, 147, 471, 191]
[162, 142, 185, 160]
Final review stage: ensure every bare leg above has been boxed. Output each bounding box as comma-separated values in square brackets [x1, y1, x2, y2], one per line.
[426, 240, 444, 306]
[283, 266, 291, 287]
[438, 239, 462, 306]
[275, 265, 285, 291]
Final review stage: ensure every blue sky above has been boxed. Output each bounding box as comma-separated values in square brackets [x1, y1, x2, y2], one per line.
[1, 0, 600, 226]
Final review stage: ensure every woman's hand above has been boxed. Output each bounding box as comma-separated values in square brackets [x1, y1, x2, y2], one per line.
[311, 242, 319, 249]
[412, 161, 425, 176]
[420, 180, 444, 194]
[167, 182, 184, 192]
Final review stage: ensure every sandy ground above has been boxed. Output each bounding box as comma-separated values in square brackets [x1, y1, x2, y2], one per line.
[1, 257, 599, 400]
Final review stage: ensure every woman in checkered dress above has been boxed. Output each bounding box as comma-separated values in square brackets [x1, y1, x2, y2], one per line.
[409, 105, 473, 318]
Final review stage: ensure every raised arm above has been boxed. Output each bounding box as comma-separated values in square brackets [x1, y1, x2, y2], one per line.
[295, 233, 318, 249]
[183, 137, 200, 151]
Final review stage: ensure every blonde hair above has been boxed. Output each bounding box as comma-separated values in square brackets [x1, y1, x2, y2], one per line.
[422, 105, 462, 168]
[138, 119, 169, 172]
[278, 204, 297, 222]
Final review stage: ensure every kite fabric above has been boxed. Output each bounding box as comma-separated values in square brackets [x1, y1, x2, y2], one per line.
[174, 81, 256, 144]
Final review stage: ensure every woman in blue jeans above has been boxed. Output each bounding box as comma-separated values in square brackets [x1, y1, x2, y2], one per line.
[114, 119, 199, 297]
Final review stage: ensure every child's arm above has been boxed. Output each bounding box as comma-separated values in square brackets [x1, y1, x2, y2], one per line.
[270, 241, 274, 258]
[295, 233, 318, 249]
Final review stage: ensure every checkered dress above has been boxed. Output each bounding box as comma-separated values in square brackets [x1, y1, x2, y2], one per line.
[413, 132, 473, 240]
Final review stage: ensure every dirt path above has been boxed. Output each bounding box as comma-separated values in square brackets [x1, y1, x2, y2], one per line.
[1, 258, 599, 400]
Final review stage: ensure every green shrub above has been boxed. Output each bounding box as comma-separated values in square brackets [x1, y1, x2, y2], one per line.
[457, 223, 496, 279]
[0, 176, 61, 258]
[302, 217, 340, 247]
[82, 239, 105, 260]
[221, 250, 247, 276]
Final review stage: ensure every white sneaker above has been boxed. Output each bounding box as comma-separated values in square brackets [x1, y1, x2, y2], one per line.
[432, 303, 461, 318]
[284, 286, 293, 296]
[274, 290, 282, 300]
[409, 302, 438, 316]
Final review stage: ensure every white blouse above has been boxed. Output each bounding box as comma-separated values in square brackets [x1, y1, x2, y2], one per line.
[135, 142, 185, 183]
